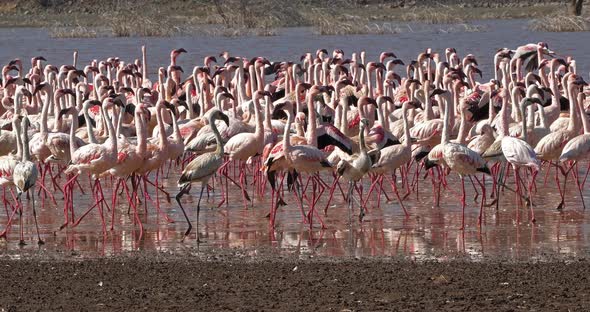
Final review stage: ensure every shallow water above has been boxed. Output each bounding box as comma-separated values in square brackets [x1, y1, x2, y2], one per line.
[1, 19, 590, 80]
[2, 161, 589, 261]
[2, 20, 590, 260]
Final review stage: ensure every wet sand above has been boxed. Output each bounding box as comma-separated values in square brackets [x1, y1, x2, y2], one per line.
[1, 249, 589, 311]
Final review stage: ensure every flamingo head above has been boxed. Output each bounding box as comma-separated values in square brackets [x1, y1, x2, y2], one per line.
[33, 83, 48, 95]
[464, 54, 478, 66]
[171, 48, 187, 59]
[274, 100, 294, 114]
[204, 56, 217, 66]
[210, 108, 229, 127]
[8, 59, 21, 69]
[430, 88, 447, 98]
[32, 56, 47, 63]
[21, 88, 32, 102]
[58, 106, 77, 120]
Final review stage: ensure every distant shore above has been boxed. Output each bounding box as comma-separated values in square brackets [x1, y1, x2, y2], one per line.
[0, 1, 573, 37]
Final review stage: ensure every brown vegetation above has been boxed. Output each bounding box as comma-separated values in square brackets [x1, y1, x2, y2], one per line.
[0, 0, 575, 37]
[529, 15, 589, 32]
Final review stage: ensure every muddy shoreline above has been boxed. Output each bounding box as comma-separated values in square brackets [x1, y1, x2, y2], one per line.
[0, 249, 587, 311]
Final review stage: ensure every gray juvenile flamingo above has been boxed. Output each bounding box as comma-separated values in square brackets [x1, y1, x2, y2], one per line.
[176, 108, 229, 242]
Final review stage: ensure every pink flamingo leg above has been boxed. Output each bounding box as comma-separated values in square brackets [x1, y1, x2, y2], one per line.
[459, 176, 466, 230]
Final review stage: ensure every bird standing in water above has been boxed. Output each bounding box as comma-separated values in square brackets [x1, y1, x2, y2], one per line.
[176, 109, 229, 242]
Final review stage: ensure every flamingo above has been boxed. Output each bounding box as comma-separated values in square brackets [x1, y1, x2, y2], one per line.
[12, 116, 42, 245]
[268, 101, 331, 227]
[534, 74, 587, 208]
[336, 118, 377, 221]
[369, 100, 417, 215]
[176, 109, 229, 241]
[501, 97, 542, 221]
[425, 82, 491, 229]
[62, 98, 118, 233]
[0, 115, 22, 239]
[221, 90, 270, 208]
[559, 92, 590, 209]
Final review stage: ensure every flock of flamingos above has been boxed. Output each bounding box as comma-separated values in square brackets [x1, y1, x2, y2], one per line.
[0, 42, 588, 244]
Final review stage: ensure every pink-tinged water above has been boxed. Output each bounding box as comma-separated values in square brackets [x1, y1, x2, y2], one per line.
[2, 20, 590, 259]
[1, 161, 589, 260]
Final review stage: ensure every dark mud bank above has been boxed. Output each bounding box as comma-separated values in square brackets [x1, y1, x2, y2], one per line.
[1, 251, 589, 311]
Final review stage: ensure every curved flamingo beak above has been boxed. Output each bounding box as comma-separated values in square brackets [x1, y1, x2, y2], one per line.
[218, 111, 230, 126]
[58, 107, 75, 120]
[223, 93, 235, 101]
[33, 83, 47, 95]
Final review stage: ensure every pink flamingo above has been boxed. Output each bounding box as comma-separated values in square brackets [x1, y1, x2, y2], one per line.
[268, 101, 331, 228]
[61, 98, 118, 233]
[220, 90, 270, 208]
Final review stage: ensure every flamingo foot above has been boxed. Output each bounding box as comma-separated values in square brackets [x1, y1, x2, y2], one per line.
[485, 198, 498, 208]
[59, 222, 68, 231]
[557, 201, 564, 211]
[19, 240, 26, 246]
[402, 192, 411, 200]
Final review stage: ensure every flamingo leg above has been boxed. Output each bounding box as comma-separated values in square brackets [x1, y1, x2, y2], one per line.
[391, 173, 409, 217]
[459, 175, 466, 230]
[175, 183, 194, 242]
[30, 191, 44, 245]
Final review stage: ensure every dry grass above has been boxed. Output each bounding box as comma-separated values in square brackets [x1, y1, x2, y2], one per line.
[437, 23, 486, 34]
[307, 8, 401, 35]
[2, 1, 581, 38]
[395, 6, 466, 24]
[0, 1, 17, 14]
[210, 0, 303, 31]
[108, 12, 183, 37]
[198, 25, 278, 37]
[49, 25, 98, 38]
[529, 15, 589, 32]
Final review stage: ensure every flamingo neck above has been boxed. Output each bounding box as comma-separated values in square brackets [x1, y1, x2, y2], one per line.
[264, 96, 272, 131]
[510, 87, 522, 122]
[40, 88, 52, 136]
[101, 105, 117, 153]
[457, 108, 468, 145]
[156, 105, 168, 149]
[283, 110, 293, 150]
[500, 97, 509, 137]
[136, 112, 147, 157]
[211, 117, 224, 156]
[13, 119, 22, 160]
[306, 92, 318, 147]
[402, 105, 411, 147]
[142, 46, 148, 81]
[252, 65, 261, 94]
[519, 102, 528, 143]
[376, 99, 386, 127]
[185, 83, 194, 119]
[568, 85, 581, 133]
[21, 122, 31, 162]
[442, 94, 452, 144]
[69, 110, 79, 161]
[424, 82, 433, 120]
[359, 123, 367, 154]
